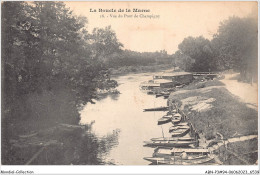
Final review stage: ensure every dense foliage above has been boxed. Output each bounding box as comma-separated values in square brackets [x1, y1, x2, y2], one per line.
[2, 1, 122, 135]
[212, 17, 258, 81]
[2, 1, 125, 164]
[174, 16, 257, 82]
[174, 36, 215, 72]
[105, 49, 172, 68]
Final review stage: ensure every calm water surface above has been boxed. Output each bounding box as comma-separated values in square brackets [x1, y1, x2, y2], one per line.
[80, 72, 173, 165]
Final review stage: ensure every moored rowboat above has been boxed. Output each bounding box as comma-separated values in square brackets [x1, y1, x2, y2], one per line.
[144, 154, 208, 164]
[164, 95, 169, 99]
[153, 147, 210, 157]
[156, 156, 214, 165]
[151, 136, 194, 142]
[156, 91, 170, 98]
[157, 115, 172, 125]
[171, 128, 190, 137]
[175, 122, 189, 126]
[143, 106, 169, 112]
[156, 94, 164, 98]
[171, 113, 182, 125]
[143, 140, 196, 148]
[169, 125, 190, 132]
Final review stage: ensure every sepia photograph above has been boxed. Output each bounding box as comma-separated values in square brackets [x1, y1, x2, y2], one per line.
[1, 0, 259, 173]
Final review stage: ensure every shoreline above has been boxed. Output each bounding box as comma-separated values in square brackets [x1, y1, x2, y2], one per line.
[167, 76, 258, 165]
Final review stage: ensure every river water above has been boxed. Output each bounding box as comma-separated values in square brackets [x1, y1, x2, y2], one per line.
[80, 72, 173, 165]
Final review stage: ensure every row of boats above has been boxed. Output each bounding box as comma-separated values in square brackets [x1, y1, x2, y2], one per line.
[143, 107, 217, 165]
[146, 86, 186, 99]
[146, 88, 174, 99]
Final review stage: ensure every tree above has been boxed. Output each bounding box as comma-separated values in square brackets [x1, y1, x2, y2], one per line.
[174, 36, 215, 72]
[173, 51, 195, 71]
[1, 1, 121, 134]
[213, 16, 257, 82]
[90, 26, 123, 61]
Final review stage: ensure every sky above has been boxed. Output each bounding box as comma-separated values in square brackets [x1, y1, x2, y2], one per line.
[65, 1, 257, 54]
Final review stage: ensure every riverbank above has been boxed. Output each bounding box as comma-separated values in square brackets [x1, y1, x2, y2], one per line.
[169, 78, 257, 138]
[167, 75, 258, 164]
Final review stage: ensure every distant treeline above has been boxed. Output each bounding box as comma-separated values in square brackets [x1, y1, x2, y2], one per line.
[173, 16, 257, 82]
[104, 50, 172, 68]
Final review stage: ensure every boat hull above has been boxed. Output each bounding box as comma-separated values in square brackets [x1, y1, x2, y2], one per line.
[151, 137, 194, 142]
[169, 125, 190, 132]
[175, 122, 189, 126]
[157, 117, 172, 125]
[164, 95, 169, 99]
[156, 156, 214, 165]
[171, 119, 182, 125]
[156, 94, 164, 98]
[144, 140, 196, 148]
[144, 106, 169, 112]
[171, 128, 190, 137]
[153, 148, 210, 157]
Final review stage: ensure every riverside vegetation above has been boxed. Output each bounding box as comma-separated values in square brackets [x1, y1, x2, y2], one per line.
[1, 1, 123, 165]
[1, 2, 172, 164]
[2, 1, 257, 165]
[168, 77, 257, 165]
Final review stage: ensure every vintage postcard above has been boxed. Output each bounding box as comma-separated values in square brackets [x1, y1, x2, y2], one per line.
[1, 1, 259, 174]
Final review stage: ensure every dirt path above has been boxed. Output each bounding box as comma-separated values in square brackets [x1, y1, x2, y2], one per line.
[220, 73, 258, 110]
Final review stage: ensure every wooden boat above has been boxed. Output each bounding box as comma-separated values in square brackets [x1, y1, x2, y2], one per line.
[144, 154, 208, 164]
[176, 84, 185, 88]
[167, 109, 178, 115]
[147, 91, 155, 95]
[143, 140, 196, 148]
[172, 109, 178, 113]
[175, 122, 189, 126]
[153, 147, 210, 157]
[156, 93, 164, 98]
[171, 128, 190, 137]
[169, 125, 190, 132]
[156, 91, 170, 98]
[166, 88, 175, 92]
[171, 119, 182, 125]
[173, 113, 182, 117]
[162, 91, 170, 95]
[143, 106, 169, 112]
[143, 157, 166, 163]
[163, 95, 169, 99]
[156, 156, 214, 165]
[151, 136, 194, 142]
[202, 163, 221, 165]
[157, 115, 172, 125]
[171, 113, 182, 125]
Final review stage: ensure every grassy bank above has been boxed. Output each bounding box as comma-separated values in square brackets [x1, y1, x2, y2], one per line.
[168, 78, 258, 164]
[169, 79, 257, 139]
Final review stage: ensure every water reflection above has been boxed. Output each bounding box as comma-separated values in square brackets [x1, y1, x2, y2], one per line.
[80, 72, 169, 165]
[96, 92, 121, 101]
[76, 127, 120, 165]
[110, 94, 120, 101]
[98, 129, 120, 157]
